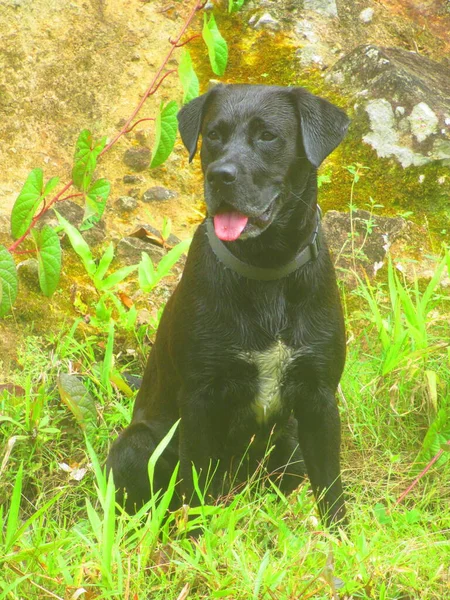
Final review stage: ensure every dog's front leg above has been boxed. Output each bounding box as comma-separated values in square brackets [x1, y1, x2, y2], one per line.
[295, 390, 346, 527]
[178, 398, 219, 506]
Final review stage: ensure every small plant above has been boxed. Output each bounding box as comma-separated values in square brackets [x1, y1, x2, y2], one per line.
[0, 0, 246, 319]
[355, 251, 449, 378]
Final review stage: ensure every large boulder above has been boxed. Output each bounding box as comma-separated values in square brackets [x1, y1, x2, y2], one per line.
[327, 45, 450, 167]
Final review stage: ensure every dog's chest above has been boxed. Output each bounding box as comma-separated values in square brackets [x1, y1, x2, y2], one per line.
[240, 340, 295, 425]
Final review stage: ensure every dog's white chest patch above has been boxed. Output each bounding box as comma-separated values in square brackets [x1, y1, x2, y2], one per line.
[242, 340, 294, 425]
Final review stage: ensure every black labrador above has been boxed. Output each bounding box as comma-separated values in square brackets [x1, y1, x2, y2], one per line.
[107, 84, 349, 526]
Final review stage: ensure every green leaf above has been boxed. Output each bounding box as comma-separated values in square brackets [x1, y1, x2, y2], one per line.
[58, 373, 97, 437]
[228, 0, 246, 12]
[31, 225, 61, 297]
[100, 321, 114, 394]
[5, 463, 23, 551]
[150, 101, 179, 168]
[96, 264, 137, 292]
[138, 252, 156, 292]
[0, 246, 18, 317]
[84, 178, 110, 222]
[95, 243, 114, 282]
[414, 398, 450, 471]
[11, 168, 44, 240]
[202, 14, 228, 77]
[42, 176, 60, 198]
[54, 210, 96, 277]
[72, 130, 106, 190]
[178, 49, 199, 104]
[155, 239, 190, 280]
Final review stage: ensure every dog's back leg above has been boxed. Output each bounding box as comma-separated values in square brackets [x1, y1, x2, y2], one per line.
[106, 421, 179, 513]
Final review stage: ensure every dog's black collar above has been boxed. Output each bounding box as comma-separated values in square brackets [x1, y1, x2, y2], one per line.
[206, 207, 322, 281]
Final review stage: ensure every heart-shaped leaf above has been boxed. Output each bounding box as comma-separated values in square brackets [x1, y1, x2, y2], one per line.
[11, 169, 44, 240]
[31, 225, 62, 297]
[202, 14, 228, 77]
[151, 101, 179, 168]
[72, 130, 106, 190]
[178, 49, 199, 104]
[58, 373, 97, 437]
[0, 246, 18, 317]
[84, 178, 110, 222]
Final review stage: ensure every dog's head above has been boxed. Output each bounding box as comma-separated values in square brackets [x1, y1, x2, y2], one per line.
[178, 84, 349, 242]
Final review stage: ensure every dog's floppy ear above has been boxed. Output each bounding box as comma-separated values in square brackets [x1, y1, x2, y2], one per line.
[177, 86, 221, 162]
[290, 88, 350, 168]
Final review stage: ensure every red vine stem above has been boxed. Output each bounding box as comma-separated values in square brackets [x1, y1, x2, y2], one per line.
[8, 0, 205, 254]
[394, 439, 450, 507]
[123, 117, 155, 135]
[100, 0, 204, 156]
[170, 33, 201, 48]
[9, 181, 73, 253]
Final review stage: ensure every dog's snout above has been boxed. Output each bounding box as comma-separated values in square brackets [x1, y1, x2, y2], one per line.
[207, 164, 237, 187]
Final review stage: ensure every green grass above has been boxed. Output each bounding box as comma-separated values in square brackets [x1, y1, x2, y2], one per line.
[1, 252, 449, 599]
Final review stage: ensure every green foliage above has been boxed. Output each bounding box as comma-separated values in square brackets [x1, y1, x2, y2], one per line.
[1, 320, 450, 598]
[202, 14, 228, 77]
[138, 238, 191, 293]
[83, 177, 110, 223]
[178, 49, 199, 104]
[150, 101, 179, 168]
[31, 225, 62, 297]
[57, 373, 98, 437]
[72, 130, 106, 191]
[415, 396, 450, 470]
[55, 212, 137, 291]
[10, 168, 60, 240]
[355, 252, 448, 376]
[0, 245, 18, 317]
[228, 0, 247, 12]
[1, 4, 238, 314]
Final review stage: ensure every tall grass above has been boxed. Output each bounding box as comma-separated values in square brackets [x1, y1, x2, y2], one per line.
[0, 247, 449, 598]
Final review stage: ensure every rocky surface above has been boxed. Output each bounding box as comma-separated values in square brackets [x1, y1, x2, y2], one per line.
[116, 237, 165, 266]
[142, 186, 178, 203]
[116, 196, 138, 213]
[327, 45, 450, 167]
[0, 0, 449, 337]
[123, 147, 152, 172]
[322, 209, 449, 286]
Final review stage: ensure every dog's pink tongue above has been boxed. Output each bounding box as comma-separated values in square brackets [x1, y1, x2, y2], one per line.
[213, 212, 248, 241]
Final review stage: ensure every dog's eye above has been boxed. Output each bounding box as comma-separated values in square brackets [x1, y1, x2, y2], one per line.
[260, 131, 276, 141]
[207, 130, 220, 141]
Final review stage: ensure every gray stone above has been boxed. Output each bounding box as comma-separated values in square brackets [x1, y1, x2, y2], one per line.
[81, 220, 106, 247]
[123, 175, 143, 185]
[254, 13, 280, 31]
[295, 45, 326, 68]
[322, 209, 406, 284]
[327, 45, 450, 167]
[117, 236, 165, 266]
[116, 196, 137, 212]
[408, 102, 439, 142]
[17, 258, 40, 291]
[304, 0, 338, 18]
[362, 98, 428, 167]
[123, 146, 151, 172]
[142, 186, 178, 203]
[359, 7, 374, 23]
[295, 20, 320, 44]
[38, 200, 84, 230]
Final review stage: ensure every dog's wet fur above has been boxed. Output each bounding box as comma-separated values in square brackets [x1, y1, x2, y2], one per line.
[106, 84, 350, 526]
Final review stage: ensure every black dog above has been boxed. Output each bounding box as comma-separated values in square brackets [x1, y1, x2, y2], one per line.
[107, 84, 349, 526]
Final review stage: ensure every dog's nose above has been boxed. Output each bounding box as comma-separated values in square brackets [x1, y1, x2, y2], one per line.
[207, 164, 237, 186]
